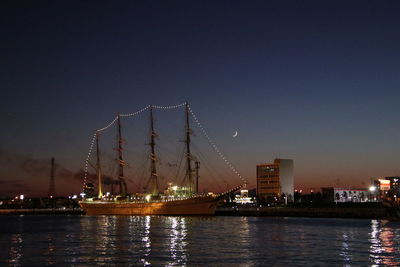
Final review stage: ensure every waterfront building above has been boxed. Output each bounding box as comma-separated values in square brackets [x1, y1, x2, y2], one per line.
[256, 159, 294, 202]
[321, 187, 368, 202]
[372, 176, 400, 201]
[233, 189, 254, 204]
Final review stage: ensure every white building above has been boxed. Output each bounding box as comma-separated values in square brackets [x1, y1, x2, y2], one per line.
[322, 187, 368, 202]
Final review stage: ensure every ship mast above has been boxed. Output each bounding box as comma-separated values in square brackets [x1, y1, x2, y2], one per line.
[117, 114, 127, 195]
[149, 105, 159, 196]
[48, 157, 55, 198]
[185, 102, 193, 195]
[195, 161, 200, 194]
[96, 131, 103, 198]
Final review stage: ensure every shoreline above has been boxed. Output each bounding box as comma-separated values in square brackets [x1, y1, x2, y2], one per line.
[215, 206, 391, 219]
[0, 205, 398, 220]
[0, 208, 85, 215]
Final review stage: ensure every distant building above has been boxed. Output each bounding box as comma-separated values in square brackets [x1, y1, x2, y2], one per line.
[256, 159, 294, 202]
[233, 189, 254, 204]
[372, 176, 400, 201]
[321, 187, 368, 202]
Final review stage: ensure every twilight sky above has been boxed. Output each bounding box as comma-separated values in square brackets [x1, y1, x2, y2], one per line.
[1, 0, 400, 197]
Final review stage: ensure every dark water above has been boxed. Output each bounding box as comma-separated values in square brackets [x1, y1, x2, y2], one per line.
[0, 216, 399, 266]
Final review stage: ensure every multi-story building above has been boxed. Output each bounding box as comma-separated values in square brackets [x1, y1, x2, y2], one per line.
[256, 159, 294, 202]
[372, 176, 400, 201]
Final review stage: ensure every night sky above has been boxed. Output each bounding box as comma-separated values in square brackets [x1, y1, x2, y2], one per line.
[1, 0, 400, 197]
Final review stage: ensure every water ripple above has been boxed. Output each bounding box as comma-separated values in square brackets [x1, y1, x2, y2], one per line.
[0, 216, 399, 266]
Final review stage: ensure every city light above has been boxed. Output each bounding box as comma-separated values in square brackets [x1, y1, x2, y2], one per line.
[369, 186, 376, 192]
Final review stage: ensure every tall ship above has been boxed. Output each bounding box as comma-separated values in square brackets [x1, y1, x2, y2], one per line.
[79, 102, 244, 215]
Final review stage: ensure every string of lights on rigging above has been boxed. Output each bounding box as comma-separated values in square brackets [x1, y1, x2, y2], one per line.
[82, 102, 247, 191]
[188, 106, 247, 186]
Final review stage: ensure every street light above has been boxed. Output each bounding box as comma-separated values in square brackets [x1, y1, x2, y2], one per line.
[369, 186, 376, 192]
[369, 186, 377, 202]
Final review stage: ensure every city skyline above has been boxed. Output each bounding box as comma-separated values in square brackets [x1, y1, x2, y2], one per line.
[2, 1, 400, 196]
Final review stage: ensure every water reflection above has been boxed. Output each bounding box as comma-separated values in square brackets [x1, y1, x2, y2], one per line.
[8, 234, 23, 265]
[99, 216, 117, 261]
[140, 216, 152, 266]
[168, 217, 187, 266]
[44, 234, 55, 265]
[340, 233, 351, 267]
[2, 216, 400, 266]
[370, 220, 400, 266]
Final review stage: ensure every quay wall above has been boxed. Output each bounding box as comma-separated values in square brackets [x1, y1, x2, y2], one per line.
[216, 206, 390, 219]
[0, 208, 84, 215]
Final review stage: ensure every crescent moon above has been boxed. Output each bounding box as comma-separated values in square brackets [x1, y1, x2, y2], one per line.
[232, 130, 238, 138]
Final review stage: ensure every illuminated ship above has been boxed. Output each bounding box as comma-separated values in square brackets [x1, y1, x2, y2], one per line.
[79, 103, 243, 215]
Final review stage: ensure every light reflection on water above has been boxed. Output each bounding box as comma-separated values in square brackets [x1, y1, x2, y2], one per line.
[141, 215, 151, 266]
[8, 234, 22, 265]
[167, 217, 187, 266]
[340, 232, 351, 267]
[369, 220, 399, 266]
[0, 216, 399, 266]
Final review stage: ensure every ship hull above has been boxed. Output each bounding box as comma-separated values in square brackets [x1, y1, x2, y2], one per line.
[79, 196, 220, 215]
